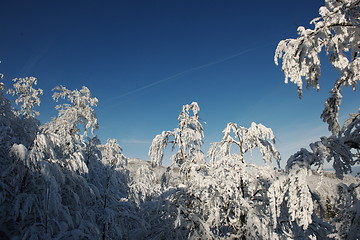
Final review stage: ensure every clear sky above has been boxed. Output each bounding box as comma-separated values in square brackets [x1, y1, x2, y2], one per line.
[0, 0, 358, 166]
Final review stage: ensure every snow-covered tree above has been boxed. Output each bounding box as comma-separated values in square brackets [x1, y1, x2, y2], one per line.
[41, 85, 99, 173]
[275, 0, 360, 135]
[7, 77, 43, 118]
[208, 122, 280, 166]
[91, 139, 131, 240]
[0, 75, 39, 153]
[0, 75, 17, 156]
[267, 166, 333, 239]
[274, 20, 360, 240]
[129, 164, 162, 206]
[0, 73, 12, 120]
[147, 103, 285, 239]
[0, 76, 41, 238]
[149, 102, 205, 168]
[155, 152, 297, 240]
[169, 120, 280, 238]
[1, 81, 137, 239]
[2, 126, 99, 239]
[100, 138, 127, 167]
[47, 85, 98, 137]
[6, 77, 43, 148]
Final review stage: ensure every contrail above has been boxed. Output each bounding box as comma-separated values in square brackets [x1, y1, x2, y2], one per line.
[112, 44, 270, 100]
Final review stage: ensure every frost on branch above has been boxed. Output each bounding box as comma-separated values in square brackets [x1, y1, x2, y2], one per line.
[7, 77, 43, 118]
[275, 0, 360, 135]
[149, 102, 204, 168]
[208, 122, 280, 166]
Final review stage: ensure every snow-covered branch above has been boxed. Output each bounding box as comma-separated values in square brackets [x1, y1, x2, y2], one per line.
[275, 0, 360, 135]
[208, 122, 280, 166]
[7, 77, 43, 117]
[149, 102, 204, 168]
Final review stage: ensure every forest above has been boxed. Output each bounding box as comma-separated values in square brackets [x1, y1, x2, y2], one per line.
[0, 0, 359, 239]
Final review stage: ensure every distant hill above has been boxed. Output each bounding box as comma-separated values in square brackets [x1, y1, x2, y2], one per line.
[324, 165, 360, 177]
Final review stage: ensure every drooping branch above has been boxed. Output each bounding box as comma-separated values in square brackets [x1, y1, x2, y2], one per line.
[275, 0, 360, 135]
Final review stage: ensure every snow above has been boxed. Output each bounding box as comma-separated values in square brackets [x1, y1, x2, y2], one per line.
[0, 0, 359, 239]
[10, 143, 28, 161]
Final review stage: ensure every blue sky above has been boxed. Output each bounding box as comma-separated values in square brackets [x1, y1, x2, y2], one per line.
[0, 0, 358, 166]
